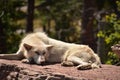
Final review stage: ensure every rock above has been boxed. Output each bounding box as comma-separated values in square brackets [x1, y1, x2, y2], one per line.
[0, 59, 120, 80]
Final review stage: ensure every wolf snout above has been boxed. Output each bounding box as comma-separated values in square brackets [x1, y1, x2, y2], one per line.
[37, 56, 46, 65]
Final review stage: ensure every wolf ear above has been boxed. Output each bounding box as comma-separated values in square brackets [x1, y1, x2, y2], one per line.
[23, 43, 33, 51]
[45, 45, 53, 50]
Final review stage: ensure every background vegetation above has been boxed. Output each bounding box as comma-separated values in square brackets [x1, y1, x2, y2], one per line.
[0, 0, 120, 65]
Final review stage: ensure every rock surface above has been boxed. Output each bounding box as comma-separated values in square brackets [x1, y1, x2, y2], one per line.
[0, 59, 120, 80]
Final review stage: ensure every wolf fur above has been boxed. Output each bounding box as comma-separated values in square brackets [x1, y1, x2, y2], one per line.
[0, 32, 101, 70]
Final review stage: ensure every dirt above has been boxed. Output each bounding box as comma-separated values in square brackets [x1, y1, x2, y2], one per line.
[0, 59, 120, 80]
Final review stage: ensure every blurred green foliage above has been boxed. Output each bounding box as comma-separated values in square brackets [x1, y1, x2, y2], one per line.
[97, 1, 120, 64]
[0, 0, 26, 53]
[37, 0, 82, 43]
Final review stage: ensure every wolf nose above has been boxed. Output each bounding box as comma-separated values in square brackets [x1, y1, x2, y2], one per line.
[40, 61, 45, 65]
[41, 61, 45, 63]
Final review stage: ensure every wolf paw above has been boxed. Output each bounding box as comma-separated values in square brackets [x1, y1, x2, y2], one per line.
[91, 63, 101, 69]
[76, 64, 92, 70]
[21, 59, 30, 64]
[61, 61, 74, 66]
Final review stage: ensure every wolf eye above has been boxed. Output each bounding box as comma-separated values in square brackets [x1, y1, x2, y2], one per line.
[43, 51, 46, 55]
[35, 51, 39, 55]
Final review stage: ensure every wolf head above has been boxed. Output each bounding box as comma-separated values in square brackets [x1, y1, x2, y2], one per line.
[23, 43, 53, 65]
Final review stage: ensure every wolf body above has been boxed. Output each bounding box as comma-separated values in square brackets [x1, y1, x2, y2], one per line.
[0, 32, 101, 69]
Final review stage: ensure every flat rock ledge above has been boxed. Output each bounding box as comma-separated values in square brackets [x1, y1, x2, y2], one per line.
[0, 59, 120, 80]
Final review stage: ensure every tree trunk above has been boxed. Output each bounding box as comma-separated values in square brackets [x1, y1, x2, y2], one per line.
[0, 19, 6, 54]
[97, 21, 107, 63]
[26, 0, 34, 33]
[81, 0, 97, 52]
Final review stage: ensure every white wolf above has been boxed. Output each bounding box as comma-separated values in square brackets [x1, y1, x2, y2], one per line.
[0, 32, 101, 70]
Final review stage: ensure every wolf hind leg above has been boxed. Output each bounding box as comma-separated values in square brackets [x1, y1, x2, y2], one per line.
[76, 63, 92, 70]
[67, 56, 92, 70]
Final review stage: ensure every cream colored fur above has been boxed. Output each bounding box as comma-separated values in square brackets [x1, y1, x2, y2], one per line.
[0, 32, 101, 70]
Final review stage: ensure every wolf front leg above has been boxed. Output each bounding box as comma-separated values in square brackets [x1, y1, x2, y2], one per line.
[0, 46, 25, 60]
[0, 53, 24, 60]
